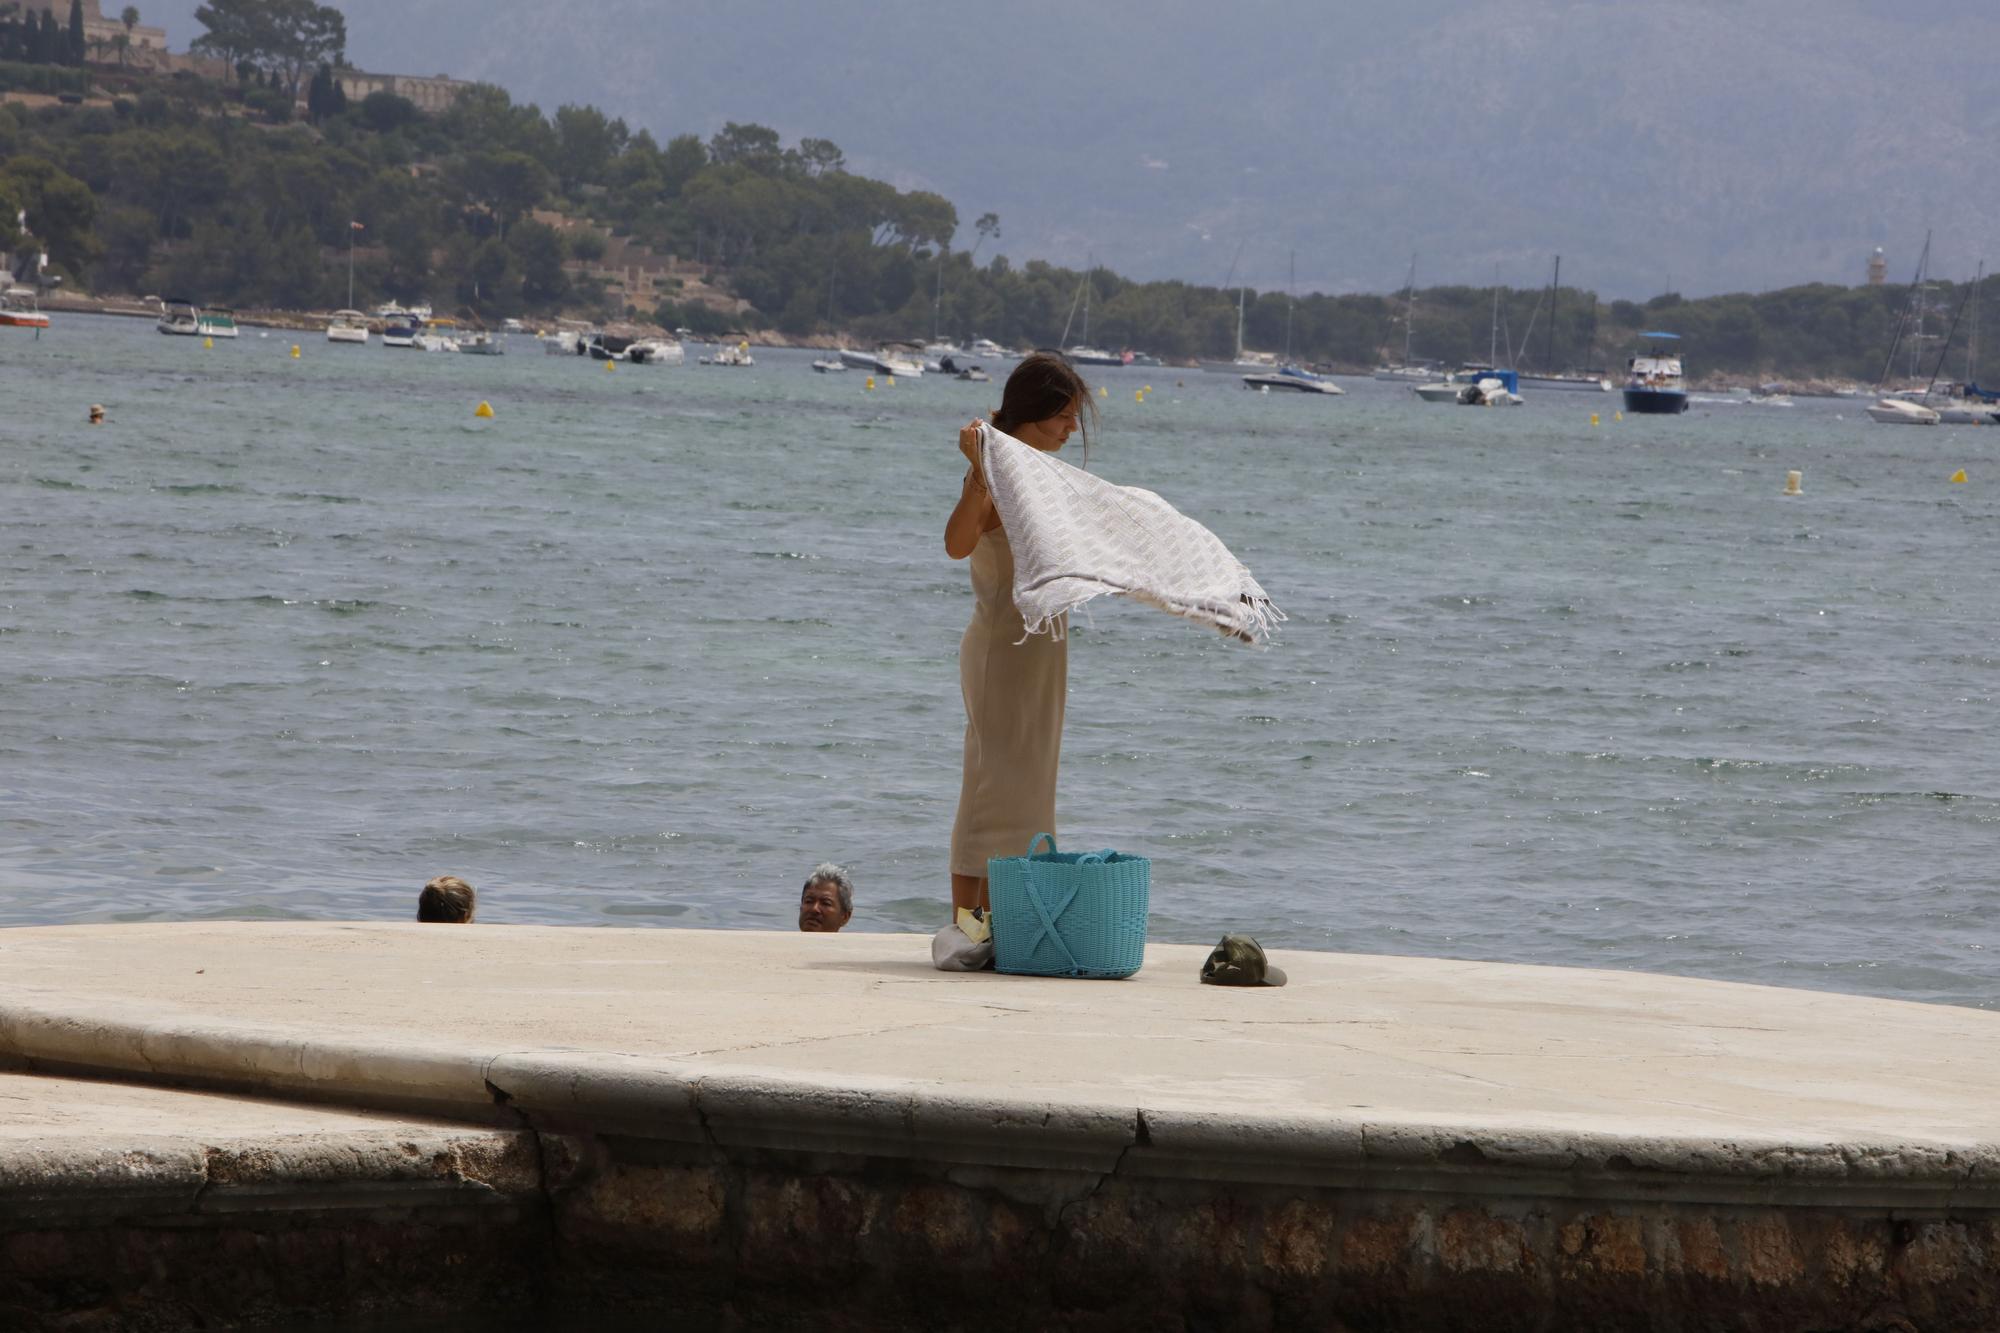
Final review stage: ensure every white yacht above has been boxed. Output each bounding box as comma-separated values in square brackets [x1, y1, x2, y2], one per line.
[157, 298, 201, 336]
[1242, 365, 1344, 395]
[627, 337, 685, 365]
[701, 340, 756, 367]
[837, 344, 921, 377]
[326, 309, 369, 345]
[968, 337, 1010, 361]
[196, 307, 239, 339]
[1866, 397, 1941, 425]
[379, 306, 419, 348]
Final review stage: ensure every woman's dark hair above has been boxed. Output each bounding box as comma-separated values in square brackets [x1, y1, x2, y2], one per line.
[993, 351, 1096, 445]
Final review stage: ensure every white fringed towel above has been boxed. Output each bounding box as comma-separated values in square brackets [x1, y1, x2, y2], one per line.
[979, 422, 1282, 644]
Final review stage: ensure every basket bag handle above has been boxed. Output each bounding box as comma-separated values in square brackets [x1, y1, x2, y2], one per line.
[1018, 833, 1081, 974]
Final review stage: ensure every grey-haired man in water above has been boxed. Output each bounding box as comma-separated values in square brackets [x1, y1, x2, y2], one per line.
[799, 863, 854, 932]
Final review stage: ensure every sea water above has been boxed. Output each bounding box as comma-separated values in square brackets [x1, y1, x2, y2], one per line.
[2, 317, 1994, 1007]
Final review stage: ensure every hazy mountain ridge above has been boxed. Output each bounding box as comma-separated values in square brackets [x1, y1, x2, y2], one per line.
[143, 0, 2000, 297]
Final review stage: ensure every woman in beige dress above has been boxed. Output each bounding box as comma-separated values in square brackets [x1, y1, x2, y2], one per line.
[943, 353, 1094, 914]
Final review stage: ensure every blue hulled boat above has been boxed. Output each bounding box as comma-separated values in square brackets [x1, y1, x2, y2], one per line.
[1622, 332, 1689, 414]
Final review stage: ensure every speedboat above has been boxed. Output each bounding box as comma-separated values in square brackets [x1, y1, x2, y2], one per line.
[836, 344, 919, 376]
[627, 337, 684, 365]
[326, 309, 369, 345]
[196, 307, 238, 339]
[1621, 333, 1690, 415]
[1866, 397, 1941, 425]
[810, 357, 847, 373]
[380, 307, 420, 348]
[1242, 365, 1344, 395]
[1518, 371, 1614, 393]
[457, 330, 504, 355]
[1064, 344, 1128, 367]
[0, 286, 49, 330]
[542, 329, 584, 355]
[157, 298, 201, 336]
[1459, 372, 1523, 406]
[968, 337, 1010, 360]
[700, 340, 755, 366]
[1373, 363, 1437, 383]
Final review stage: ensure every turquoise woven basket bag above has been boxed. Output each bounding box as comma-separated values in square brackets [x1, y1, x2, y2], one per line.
[988, 833, 1150, 979]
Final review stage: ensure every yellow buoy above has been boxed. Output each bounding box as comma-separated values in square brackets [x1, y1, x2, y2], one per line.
[1784, 470, 1802, 496]
[886, 376, 896, 387]
[474, 401, 494, 419]
[1144, 385, 1153, 394]
[865, 376, 876, 391]
[1135, 389, 1144, 402]
[1590, 413, 1600, 426]
[605, 359, 615, 371]
[290, 344, 301, 359]
[1098, 386, 1109, 397]
[1614, 411, 1623, 422]
[1951, 469, 1968, 483]
[203, 336, 213, 349]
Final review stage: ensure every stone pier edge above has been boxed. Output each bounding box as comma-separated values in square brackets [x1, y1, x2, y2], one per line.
[3, 996, 1992, 1214]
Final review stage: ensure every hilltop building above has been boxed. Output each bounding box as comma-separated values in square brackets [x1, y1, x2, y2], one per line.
[1868, 248, 1887, 286]
[335, 71, 473, 114]
[17, 1, 168, 58]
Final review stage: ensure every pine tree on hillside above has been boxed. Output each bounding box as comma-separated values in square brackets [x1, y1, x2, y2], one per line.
[66, 0, 84, 66]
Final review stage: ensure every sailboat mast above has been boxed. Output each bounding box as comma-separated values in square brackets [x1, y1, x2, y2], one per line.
[1913, 241, 1930, 380]
[1969, 261, 1982, 387]
[1545, 255, 1561, 370]
[347, 228, 355, 309]
[1402, 253, 1416, 366]
[1235, 285, 1245, 363]
[1489, 268, 1500, 367]
[1284, 250, 1295, 363]
[1080, 249, 1096, 342]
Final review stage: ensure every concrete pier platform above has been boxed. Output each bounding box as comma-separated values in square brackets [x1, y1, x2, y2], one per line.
[3, 922, 1998, 1330]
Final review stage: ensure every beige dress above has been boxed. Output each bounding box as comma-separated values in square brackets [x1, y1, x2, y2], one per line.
[949, 525, 1068, 877]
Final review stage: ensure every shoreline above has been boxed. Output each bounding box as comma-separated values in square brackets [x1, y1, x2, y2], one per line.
[3, 922, 1996, 1328]
[27, 296, 1872, 390]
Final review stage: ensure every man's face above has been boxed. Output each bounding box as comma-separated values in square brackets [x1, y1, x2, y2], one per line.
[799, 881, 850, 932]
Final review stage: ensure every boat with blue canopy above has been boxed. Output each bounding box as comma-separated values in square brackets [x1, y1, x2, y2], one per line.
[1622, 332, 1689, 415]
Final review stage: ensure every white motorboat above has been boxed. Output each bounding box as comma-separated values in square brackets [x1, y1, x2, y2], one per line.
[1866, 397, 1941, 425]
[457, 330, 504, 355]
[380, 307, 419, 348]
[810, 357, 847, 373]
[157, 297, 201, 336]
[1412, 381, 1464, 403]
[1242, 365, 1344, 395]
[968, 337, 1010, 360]
[627, 337, 684, 365]
[413, 332, 458, 353]
[836, 345, 919, 376]
[326, 309, 369, 345]
[543, 329, 584, 355]
[0, 286, 50, 330]
[701, 340, 755, 367]
[196, 307, 239, 339]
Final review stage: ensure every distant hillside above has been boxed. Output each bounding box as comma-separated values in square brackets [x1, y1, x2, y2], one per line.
[181, 0, 1987, 300]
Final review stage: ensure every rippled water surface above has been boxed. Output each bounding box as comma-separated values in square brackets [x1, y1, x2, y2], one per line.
[3, 316, 1995, 1006]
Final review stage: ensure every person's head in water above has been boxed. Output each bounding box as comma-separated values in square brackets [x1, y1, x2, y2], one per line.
[993, 352, 1094, 456]
[417, 875, 477, 924]
[799, 863, 854, 932]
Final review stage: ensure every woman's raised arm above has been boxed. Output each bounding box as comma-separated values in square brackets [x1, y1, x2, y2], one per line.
[944, 421, 993, 559]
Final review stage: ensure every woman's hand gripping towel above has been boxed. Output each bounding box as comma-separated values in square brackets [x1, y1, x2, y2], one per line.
[978, 422, 1283, 644]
